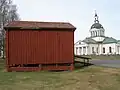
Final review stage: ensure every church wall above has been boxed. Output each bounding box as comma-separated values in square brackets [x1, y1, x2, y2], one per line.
[74, 43, 88, 55]
[74, 43, 100, 55]
[88, 44, 98, 55]
[92, 37, 105, 42]
[74, 43, 120, 55]
[116, 44, 120, 54]
[102, 43, 117, 55]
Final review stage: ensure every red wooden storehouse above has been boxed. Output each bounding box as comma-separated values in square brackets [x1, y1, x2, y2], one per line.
[4, 21, 76, 72]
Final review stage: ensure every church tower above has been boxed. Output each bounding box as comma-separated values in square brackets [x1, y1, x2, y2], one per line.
[90, 11, 105, 38]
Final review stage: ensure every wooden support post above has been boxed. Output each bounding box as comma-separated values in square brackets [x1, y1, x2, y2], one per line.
[70, 63, 74, 71]
[84, 59, 85, 66]
[87, 59, 89, 65]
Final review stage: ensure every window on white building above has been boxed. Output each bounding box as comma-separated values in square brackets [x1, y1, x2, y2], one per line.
[83, 47, 86, 55]
[109, 47, 112, 53]
[76, 47, 78, 55]
[91, 32, 92, 37]
[92, 47, 94, 54]
[79, 47, 82, 55]
[93, 31, 95, 36]
[118, 46, 120, 54]
[103, 47, 105, 53]
[79, 42, 81, 44]
[95, 31, 97, 36]
[96, 47, 98, 53]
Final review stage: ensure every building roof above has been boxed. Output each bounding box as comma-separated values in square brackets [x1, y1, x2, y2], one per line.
[74, 40, 82, 45]
[117, 40, 120, 44]
[4, 21, 76, 30]
[90, 12, 104, 29]
[80, 36, 118, 44]
[91, 23, 103, 29]
[82, 37, 97, 44]
[117, 40, 120, 42]
[103, 37, 117, 44]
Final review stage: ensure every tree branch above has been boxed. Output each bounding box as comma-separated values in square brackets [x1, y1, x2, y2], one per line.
[0, 0, 6, 11]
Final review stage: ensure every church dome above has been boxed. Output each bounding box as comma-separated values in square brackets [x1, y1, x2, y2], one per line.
[90, 11, 105, 37]
[91, 23, 103, 29]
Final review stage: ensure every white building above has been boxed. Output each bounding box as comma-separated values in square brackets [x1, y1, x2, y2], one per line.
[74, 12, 120, 55]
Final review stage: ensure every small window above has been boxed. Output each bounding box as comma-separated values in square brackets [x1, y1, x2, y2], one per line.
[96, 31, 97, 36]
[103, 47, 105, 53]
[76, 47, 78, 55]
[118, 46, 120, 54]
[79, 42, 81, 44]
[92, 47, 94, 53]
[96, 47, 98, 53]
[79, 47, 82, 54]
[109, 47, 112, 53]
[83, 47, 86, 55]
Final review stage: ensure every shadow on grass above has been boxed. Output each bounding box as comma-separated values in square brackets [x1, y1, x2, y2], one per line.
[74, 61, 94, 70]
[0, 60, 5, 70]
[49, 61, 94, 72]
[0, 59, 94, 72]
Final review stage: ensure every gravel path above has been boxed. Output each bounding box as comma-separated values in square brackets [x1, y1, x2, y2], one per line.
[90, 60, 120, 68]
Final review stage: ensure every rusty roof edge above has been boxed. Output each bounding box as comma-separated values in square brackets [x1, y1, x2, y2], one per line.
[4, 26, 21, 30]
[3, 21, 76, 31]
[4, 26, 76, 31]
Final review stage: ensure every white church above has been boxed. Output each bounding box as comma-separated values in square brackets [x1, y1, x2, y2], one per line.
[74, 12, 120, 55]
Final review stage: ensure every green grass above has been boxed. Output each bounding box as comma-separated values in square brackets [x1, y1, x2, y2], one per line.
[0, 60, 120, 90]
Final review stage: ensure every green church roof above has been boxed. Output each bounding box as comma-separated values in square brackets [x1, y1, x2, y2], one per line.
[117, 40, 120, 42]
[91, 23, 103, 29]
[117, 40, 120, 44]
[103, 37, 117, 44]
[76, 36, 120, 45]
[82, 37, 97, 44]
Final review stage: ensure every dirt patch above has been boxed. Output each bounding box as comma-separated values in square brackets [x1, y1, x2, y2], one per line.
[102, 68, 120, 74]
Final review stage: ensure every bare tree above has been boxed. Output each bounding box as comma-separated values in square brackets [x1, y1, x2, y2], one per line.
[0, 0, 20, 59]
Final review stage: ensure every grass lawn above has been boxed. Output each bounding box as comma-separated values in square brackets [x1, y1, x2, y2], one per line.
[0, 60, 120, 90]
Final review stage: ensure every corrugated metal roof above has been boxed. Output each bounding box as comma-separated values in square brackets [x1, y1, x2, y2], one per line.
[4, 21, 76, 30]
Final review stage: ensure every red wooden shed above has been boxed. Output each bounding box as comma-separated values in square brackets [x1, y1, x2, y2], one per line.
[4, 21, 76, 72]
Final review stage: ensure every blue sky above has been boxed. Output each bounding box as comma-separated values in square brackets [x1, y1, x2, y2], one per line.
[13, 0, 120, 42]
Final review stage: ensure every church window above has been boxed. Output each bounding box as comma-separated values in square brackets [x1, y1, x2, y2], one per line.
[103, 47, 105, 53]
[91, 32, 92, 37]
[109, 47, 112, 53]
[93, 31, 95, 36]
[79, 47, 82, 54]
[103, 31, 104, 36]
[102, 31, 104, 36]
[83, 47, 86, 55]
[95, 31, 97, 36]
[76, 47, 78, 55]
[92, 47, 94, 53]
[97, 31, 99, 36]
[100, 31, 101, 36]
[99, 30, 100, 36]
[118, 46, 120, 54]
[97, 47, 98, 53]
